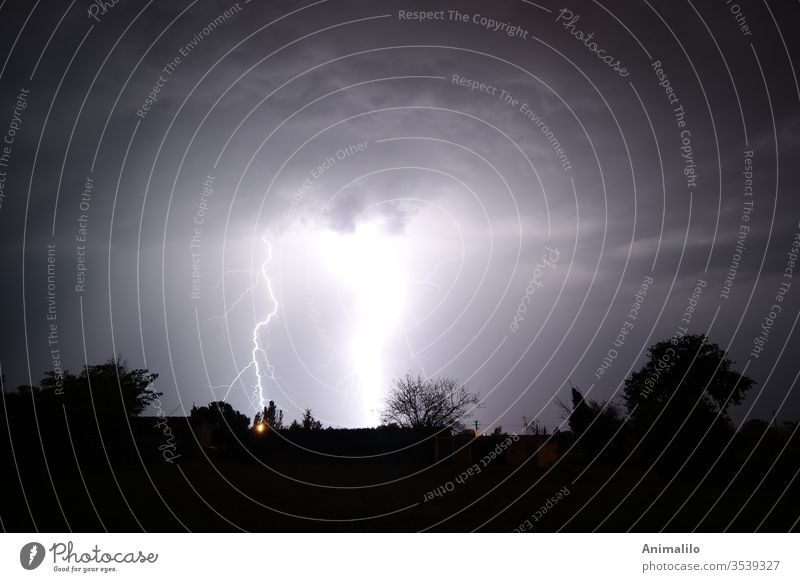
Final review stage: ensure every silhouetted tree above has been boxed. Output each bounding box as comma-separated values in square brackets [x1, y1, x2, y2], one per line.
[190, 401, 249, 448]
[301, 408, 322, 430]
[253, 400, 284, 430]
[380, 374, 481, 432]
[39, 356, 161, 419]
[564, 386, 593, 437]
[561, 385, 625, 462]
[622, 334, 754, 473]
[623, 334, 753, 419]
[0, 358, 161, 471]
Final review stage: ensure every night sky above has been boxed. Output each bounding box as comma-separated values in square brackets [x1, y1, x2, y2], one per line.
[1, 0, 799, 431]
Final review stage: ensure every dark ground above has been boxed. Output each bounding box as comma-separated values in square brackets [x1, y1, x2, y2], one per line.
[2, 454, 797, 532]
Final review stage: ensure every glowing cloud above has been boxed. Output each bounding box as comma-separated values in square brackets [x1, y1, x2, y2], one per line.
[318, 221, 409, 424]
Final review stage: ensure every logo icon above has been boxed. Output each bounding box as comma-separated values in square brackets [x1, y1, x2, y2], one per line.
[20, 542, 46, 570]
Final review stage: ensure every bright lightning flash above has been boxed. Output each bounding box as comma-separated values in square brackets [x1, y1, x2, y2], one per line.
[318, 222, 408, 425]
[215, 218, 452, 427]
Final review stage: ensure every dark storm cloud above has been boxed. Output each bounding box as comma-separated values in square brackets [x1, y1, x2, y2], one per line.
[1, 0, 799, 428]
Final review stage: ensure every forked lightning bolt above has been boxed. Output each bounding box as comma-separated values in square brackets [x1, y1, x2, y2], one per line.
[217, 237, 278, 411]
[213, 240, 459, 415]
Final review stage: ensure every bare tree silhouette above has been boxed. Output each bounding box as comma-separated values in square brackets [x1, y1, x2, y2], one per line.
[380, 374, 481, 432]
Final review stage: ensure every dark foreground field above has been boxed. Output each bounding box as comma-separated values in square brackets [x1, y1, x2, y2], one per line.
[3, 390, 798, 532]
[3, 454, 798, 532]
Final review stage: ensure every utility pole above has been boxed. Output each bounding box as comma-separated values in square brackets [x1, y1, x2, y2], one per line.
[474, 420, 479, 435]
[522, 416, 528, 436]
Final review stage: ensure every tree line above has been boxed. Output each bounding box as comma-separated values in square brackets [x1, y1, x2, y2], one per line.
[1, 334, 797, 482]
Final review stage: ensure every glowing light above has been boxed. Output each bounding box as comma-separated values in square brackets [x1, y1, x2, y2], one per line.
[318, 221, 409, 425]
[216, 216, 455, 427]
[255, 423, 266, 433]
